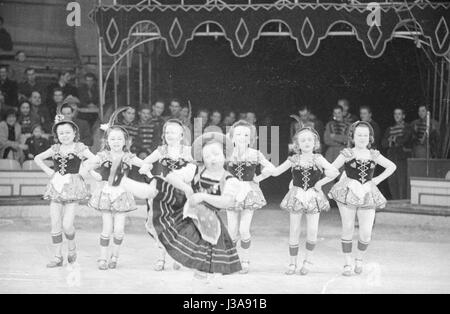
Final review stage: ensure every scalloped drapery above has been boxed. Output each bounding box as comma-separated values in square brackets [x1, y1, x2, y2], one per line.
[91, 2, 450, 58]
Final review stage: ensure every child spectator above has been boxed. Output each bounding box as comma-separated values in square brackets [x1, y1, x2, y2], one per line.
[118, 106, 138, 148]
[24, 125, 50, 160]
[134, 106, 155, 158]
[18, 100, 40, 135]
[0, 109, 27, 162]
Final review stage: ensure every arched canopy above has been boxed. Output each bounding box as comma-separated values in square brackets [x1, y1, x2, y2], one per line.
[91, 0, 450, 59]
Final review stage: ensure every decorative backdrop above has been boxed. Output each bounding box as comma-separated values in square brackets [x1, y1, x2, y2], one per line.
[91, 1, 450, 58]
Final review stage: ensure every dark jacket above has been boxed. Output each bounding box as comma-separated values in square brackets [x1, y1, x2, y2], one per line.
[0, 78, 18, 108]
[74, 118, 93, 147]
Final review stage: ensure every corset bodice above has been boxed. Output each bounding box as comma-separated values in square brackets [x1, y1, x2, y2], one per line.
[225, 161, 257, 181]
[158, 157, 189, 177]
[96, 160, 132, 186]
[344, 159, 376, 184]
[53, 153, 82, 175]
[292, 166, 323, 190]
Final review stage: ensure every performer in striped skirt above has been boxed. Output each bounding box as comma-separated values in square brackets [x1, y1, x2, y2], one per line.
[120, 132, 244, 277]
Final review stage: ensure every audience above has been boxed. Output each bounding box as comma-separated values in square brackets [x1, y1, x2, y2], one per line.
[134, 106, 155, 158]
[24, 125, 50, 161]
[204, 110, 223, 133]
[382, 108, 413, 199]
[117, 106, 138, 148]
[411, 105, 440, 158]
[0, 16, 13, 52]
[17, 99, 39, 136]
[47, 87, 64, 119]
[166, 98, 182, 120]
[290, 105, 324, 143]
[60, 99, 93, 147]
[46, 71, 78, 105]
[18, 68, 45, 99]
[223, 110, 237, 132]
[359, 105, 381, 148]
[194, 108, 209, 135]
[246, 111, 257, 126]
[324, 105, 349, 163]
[29, 91, 51, 133]
[0, 65, 18, 108]
[338, 98, 358, 124]
[0, 109, 27, 163]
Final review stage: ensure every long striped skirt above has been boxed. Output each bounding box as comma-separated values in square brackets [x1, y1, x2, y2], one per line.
[151, 177, 242, 274]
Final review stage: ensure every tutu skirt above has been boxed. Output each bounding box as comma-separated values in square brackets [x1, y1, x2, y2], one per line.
[280, 186, 330, 214]
[89, 182, 137, 214]
[152, 178, 242, 274]
[43, 173, 90, 203]
[227, 181, 266, 211]
[329, 176, 386, 209]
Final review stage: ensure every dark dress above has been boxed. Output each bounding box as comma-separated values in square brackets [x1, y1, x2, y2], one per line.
[43, 143, 90, 203]
[150, 168, 242, 274]
[88, 151, 137, 213]
[280, 154, 330, 214]
[328, 149, 386, 209]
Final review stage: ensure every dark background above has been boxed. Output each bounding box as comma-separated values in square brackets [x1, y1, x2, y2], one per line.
[157, 35, 428, 198]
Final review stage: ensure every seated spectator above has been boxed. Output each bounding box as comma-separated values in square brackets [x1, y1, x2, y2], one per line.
[165, 98, 182, 120]
[78, 72, 99, 108]
[205, 110, 223, 133]
[47, 87, 64, 119]
[204, 109, 223, 134]
[238, 112, 247, 121]
[11, 51, 29, 83]
[0, 109, 27, 163]
[194, 108, 209, 138]
[0, 90, 5, 113]
[360, 105, 381, 149]
[411, 105, 440, 158]
[46, 71, 78, 105]
[223, 110, 237, 133]
[24, 125, 50, 161]
[338, 98, 358, 124]
[17, 99, 40, 136]
[246, 111, 258, 126]
[60, 99, 93, 147]
[117, 106, 138, 148]
[0, 16, 13, 52]
[290, 105, 324, 142]
[0, 65, 18, 108]
[29, 90, 51, 134]
[324, 105, 349, 163]
[18, 68, 45, 99]
[179, 103, 193, 137]
[133, 106, 156, 158]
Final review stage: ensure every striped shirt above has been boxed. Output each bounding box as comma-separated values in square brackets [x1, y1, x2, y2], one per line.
[119, 121, 138, 144]
[388, 122, 406, 140]
[135, 117, 164, 153]
[329, 120, 348, 136]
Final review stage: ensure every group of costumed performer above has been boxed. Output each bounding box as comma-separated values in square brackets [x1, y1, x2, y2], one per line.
[34, 109, 95, 268]
[84, 107, 145, 270]
[138, 118, 193, 271]
[119, 131, 249, 278]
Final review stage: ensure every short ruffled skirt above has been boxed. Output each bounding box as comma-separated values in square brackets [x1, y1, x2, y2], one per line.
[280, 186, 330, 214]
[328, 176, 386, 209]
[227, 181, 267, 211]
[43, 173, 90, 203]
[88, 182, 137, 213]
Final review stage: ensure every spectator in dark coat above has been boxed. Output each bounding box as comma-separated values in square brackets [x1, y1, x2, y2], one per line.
[0, 65, 18, 108]
[17, 99, 40, 136]
[0, 109, 27, 162]
[29, 90, 51, 134]
[360, 105, 381, 149]
[0, 16, 13, 52]
[18, 68, 46, 99]
[46, 71, 78, 105]
[46, 87, 65, 119]
[24, 125, 50, 160]
[60, 99, 93, 147]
